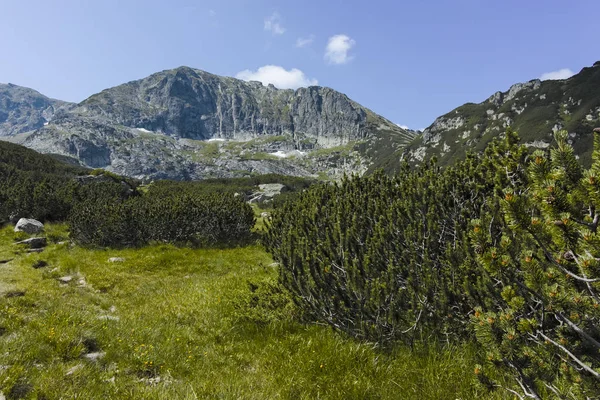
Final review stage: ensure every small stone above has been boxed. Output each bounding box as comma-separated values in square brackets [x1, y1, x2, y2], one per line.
[32, 260, 48, 269]
[261, 212, 270, 218]
[14, 218, 44, 234]
[108, 257, 125, 263]
[26, 249, 44, 253]
[109, 305, 117, 313]
[83, 352, 105, 361]
[65, 364, 83, 376]
[58, 276, 73, 284]
[77, 278, 87, 287]
[15, 237, 47, 249]
[4, 290, 25, 298]
[97, 315, 120, 321]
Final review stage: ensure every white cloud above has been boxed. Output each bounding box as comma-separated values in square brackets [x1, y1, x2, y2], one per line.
[296, 35, 315, 48]
[209, 9, 216, 17]
[236, 65, 318, 89]
[264, 12, 285, 35]
[540, 68, 574, 81]
[325, 34, 355, 65]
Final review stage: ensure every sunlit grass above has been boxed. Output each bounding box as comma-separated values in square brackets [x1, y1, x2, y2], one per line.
[0, 224, 507, 399]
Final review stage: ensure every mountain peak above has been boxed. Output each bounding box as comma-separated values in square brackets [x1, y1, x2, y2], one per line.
[1, 67, 413, 180]
[405, 61, 600, 166]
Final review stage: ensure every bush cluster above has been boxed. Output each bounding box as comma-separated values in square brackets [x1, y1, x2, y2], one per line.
[69, 191, 255, 247]
[0, 142, 87, 223]
[265, 129, 600, 398]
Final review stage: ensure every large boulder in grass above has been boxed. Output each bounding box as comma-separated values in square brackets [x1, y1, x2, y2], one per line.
[14, 218, 44, 234]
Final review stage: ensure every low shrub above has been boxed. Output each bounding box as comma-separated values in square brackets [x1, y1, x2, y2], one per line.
[69, 191, 255, 248]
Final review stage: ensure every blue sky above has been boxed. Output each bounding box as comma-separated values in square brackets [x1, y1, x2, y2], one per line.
[1, 0, 598, 130]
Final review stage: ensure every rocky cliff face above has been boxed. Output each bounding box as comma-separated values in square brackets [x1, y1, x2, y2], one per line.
[405, 61, 600, 166]
[76, 67, 372, 146]
[0, 84, 73, 137]
[1, 67, 414, 180]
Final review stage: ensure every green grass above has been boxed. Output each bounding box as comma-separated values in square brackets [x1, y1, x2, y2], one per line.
[0, 224, 507, 399]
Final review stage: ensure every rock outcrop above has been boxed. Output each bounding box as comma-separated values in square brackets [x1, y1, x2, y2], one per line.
[0, 83, 73, 137]
[1, 67, 415, 180]
[14, 218, 44, 234]
[405, 61, 600, 167]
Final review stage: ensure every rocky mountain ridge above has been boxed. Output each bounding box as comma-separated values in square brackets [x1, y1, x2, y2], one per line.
[404, 61, 600, 166]
[0, 83, 73, 137]
[1, 67, 414, 180]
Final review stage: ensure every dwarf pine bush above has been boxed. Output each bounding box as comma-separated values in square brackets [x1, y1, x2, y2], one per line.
[263, 152, 508, 343]
[470, 130, 600, 398]
[69, 191, 255, 247]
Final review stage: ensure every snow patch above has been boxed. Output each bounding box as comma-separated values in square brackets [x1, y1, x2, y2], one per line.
[137, 128, 153, 133]
[269, 150, 306, 158]
[207, 138, 227, 142]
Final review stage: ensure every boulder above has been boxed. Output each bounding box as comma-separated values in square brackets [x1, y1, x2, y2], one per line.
[14, 218, 44, 234]
[15, 237, 47, 249]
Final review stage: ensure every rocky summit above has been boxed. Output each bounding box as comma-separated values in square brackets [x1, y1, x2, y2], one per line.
[0, 67, 414, 180]
[404, 61, 600, 166]
[0, 83, 73, 137]
[4, 62, 599, 180]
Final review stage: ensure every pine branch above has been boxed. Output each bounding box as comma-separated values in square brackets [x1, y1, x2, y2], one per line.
[555, 312, 600, 350]
[534, 331, 600, 379]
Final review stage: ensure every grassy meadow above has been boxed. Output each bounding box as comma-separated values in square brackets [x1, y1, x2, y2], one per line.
[0, 224, 506, 399]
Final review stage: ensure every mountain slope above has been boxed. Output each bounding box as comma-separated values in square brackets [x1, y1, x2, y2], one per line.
[4, 67, 414, 180]
[404, 61, 600, 166]
[0, 83, 73, 137]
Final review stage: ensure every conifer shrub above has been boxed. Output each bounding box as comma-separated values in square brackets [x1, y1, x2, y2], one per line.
[69, 191, 254, 247]
[0, 168, 78, 223]
[469, 130, 600, 398]
[263, 158, 501, 344]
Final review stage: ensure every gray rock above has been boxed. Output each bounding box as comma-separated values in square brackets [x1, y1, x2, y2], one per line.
[249, 183, 285, 203]
[97, 315, 120, 321]
[58, 276, 73, 284]
[26, 248, 44, 253]
[4, 290, 25, 298]
[15, 237, 47, 249]
[83, 352, 105, 361]
[108, 257, 125, 263]
[14, 218, 44, 234]
[65, 364, 83, 376]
